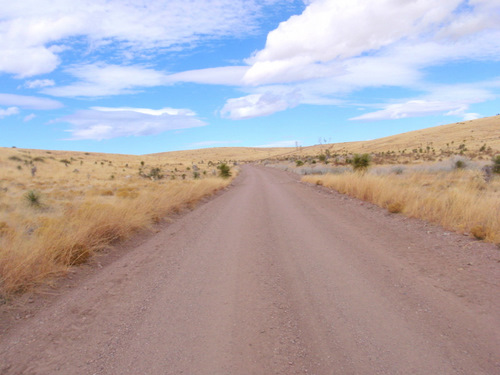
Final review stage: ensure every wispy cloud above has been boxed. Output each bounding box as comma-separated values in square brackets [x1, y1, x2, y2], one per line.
[220, 90, 301, 119]
[24, 114, 37, 122]
[0, 0, 289, 78]
[24, 79, 55, 89]
[0, 93, 63, 109]
[350, 82, 495, 121]
[0, 107, 19, 119]
[58, 106, 206, 140]
[43, 63, 168, 97]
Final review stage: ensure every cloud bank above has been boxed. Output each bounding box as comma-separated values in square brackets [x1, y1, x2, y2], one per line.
[59, 106, 206, 140]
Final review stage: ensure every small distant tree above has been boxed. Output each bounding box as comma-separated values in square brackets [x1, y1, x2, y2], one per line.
[217, 163, 231, 178]
[352, 153, 371, 172]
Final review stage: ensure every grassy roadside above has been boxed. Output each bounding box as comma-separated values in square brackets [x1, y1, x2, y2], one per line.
[0, 148, 236, 298]
[303, 170, 500, 245]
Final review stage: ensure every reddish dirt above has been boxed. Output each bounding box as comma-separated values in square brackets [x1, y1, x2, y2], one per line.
[1, 164, 499, 374]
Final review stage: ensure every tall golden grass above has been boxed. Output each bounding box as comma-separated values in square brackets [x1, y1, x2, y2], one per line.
[0, 147, 233, 297]
[0, 178, 230, 296]
[303, 170, 500, 244]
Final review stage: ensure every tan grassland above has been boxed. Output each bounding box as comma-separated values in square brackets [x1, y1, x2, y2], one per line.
[0, 147, 233, 297]
[303, 171, 500, 245]
[1, 115, 499, 297]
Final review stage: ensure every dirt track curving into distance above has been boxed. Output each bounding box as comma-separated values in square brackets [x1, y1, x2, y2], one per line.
[1, 164, 499, 374]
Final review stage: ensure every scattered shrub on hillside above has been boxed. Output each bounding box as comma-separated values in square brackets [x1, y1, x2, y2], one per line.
[60, 159, 71, 166]
[218, 163, 232, 178]
[140, 167, 163, 180]
[455, 160, 466, 169]
[318, 154, 327, 163]
[493, 155, 500, 174]
[193, 171, 200, 179]
[8, 156, 22, 162]
[296, 160, 304, 167]
[352, 153, 371, 172]
[24, 190, 42, 208]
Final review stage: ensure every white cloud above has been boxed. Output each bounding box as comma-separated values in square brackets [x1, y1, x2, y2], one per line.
[243, 0, 464, 85]
[58, 106, 206, 140]
[0, 93, 63, 109]
[0, 0, 289, 78]
[25, 79, 55, 89]
[349, 81, 496, 121]
[165, 66, 249, 86]
[24, 114, 37, 122]
[220, 90, 301, 119]
[350, 100, 468, 121]
[463, 112, 481, 121]
[43, 63, 168, 97]
[0, 47, 60, 78]
[91, 107, 196, 116]
[0, 107, 19, 119]
[240, 0, 500, 89]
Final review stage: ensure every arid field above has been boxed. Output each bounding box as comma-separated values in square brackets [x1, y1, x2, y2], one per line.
[0, 148, 234, 297]
[1, 115, 499, 298]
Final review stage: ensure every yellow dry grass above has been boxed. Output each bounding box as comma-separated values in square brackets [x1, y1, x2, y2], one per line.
[293, 115, 500, 159]
[303, 170, 500, 245]
[0, 147, 233, 297]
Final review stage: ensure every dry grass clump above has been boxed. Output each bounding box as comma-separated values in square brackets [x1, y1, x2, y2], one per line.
[0, 178, 229, 296]
[0, 147, 234, 297]
[303, 169, 500, 244]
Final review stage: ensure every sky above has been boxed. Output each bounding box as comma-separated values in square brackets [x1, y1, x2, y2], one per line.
[0, 0, 500, 155]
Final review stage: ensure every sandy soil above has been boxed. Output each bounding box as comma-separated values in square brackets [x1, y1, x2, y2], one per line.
[1, 164, 499, 374]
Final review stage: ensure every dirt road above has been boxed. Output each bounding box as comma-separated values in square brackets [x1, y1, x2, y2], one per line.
[1, 165, 499, 374]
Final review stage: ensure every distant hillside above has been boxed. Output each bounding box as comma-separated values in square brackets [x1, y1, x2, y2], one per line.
[148, 115, 500, 163]
[2, 115, 498, 164]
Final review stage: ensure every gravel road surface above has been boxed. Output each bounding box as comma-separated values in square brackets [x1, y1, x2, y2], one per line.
[1, 165, 499, 374]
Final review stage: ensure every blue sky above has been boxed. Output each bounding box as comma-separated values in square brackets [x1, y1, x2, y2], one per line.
[1, 0, 499, 155]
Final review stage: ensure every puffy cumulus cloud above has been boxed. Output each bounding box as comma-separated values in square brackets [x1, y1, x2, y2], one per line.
[58, 106, 206, 140]
[0, 0, 289, 78]
[243, 0, 462, 85]
[0, 93, 63, 109]
[243, 0, 500, 86]
[0, 47, 60, 78]
[43, 63, 168, 97]
[220, 90, 301, 119]
[0, 107, 19, 119]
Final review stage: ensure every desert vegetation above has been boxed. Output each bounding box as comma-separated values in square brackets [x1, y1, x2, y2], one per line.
[264, 116, 500, 245]
[0, 147, 234, 298]
[302, 157, 500, 245]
